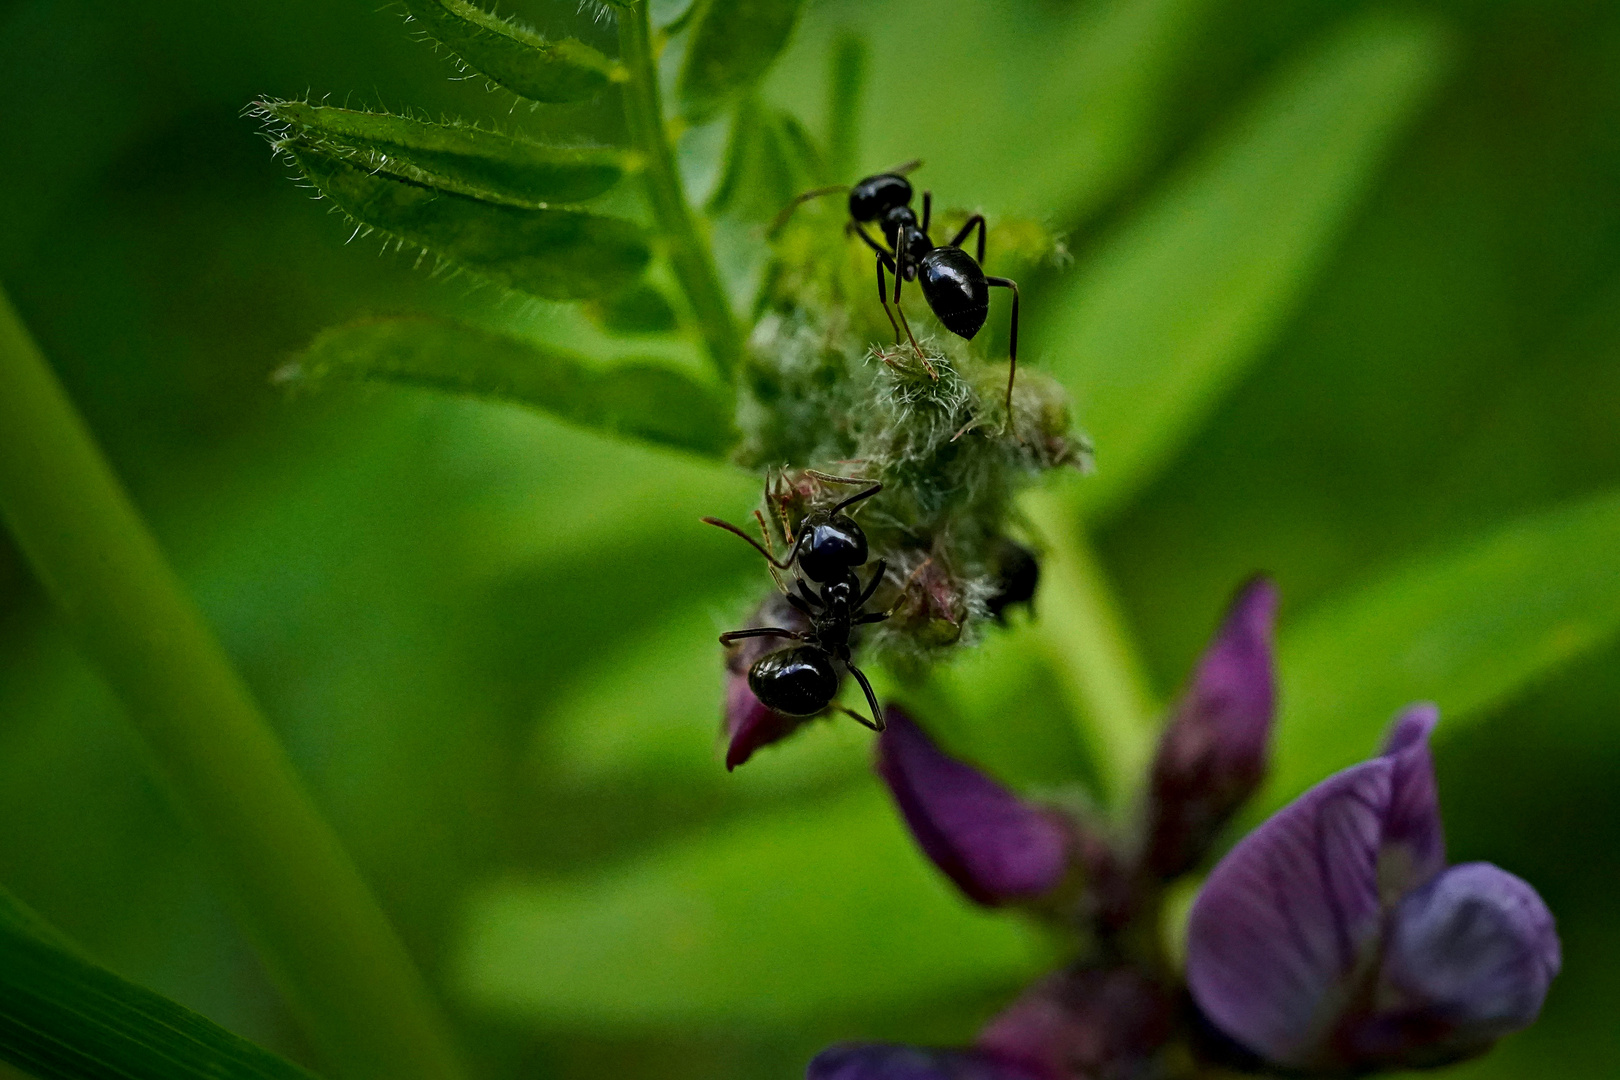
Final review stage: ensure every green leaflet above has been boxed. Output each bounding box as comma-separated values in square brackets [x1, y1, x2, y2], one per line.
[452, 786, 1051, 1026]
[285, 144, 649, 300]
[0, 887, 320, 1080]
[1265, 488, 1620, 811]
[398, 0, 621, 104]
[677, 0, 808, 121]
[259, 101, 626, 205]
[823, 31, 867, 182]
[585, 280, 680, 334]
[289, 318, 736, 458]
[1035, 12, 1450, 521]
[705, 97, 802, 221]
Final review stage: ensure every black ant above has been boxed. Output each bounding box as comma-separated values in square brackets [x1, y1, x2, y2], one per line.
[774, 162, 1021, 419]
[703, 476, 890, 732]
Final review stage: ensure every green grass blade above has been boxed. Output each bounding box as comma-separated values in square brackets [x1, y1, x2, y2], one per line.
[453, 786, 1051, 1026]
[0, 888, 321, 1080]
[286, 318, 737, 459]
[283, 144, 650, 301]
[677, 0, 808, 121]
[1036, 12, 1451, 520]
[399, 0, 621, 104]
[1266, 488, 1620, 810]
[255, 101, 627, 205]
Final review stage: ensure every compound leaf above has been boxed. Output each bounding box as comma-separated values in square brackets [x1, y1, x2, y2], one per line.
[0, 886, 320, 1080]
[287, 318, 736, 458]
[285, 143, 649, 300]
[400, 0, 622, 104]
[677, 0, 807, 120]
[258, 101, 627, 205]
[1266, 488, 1620, 810]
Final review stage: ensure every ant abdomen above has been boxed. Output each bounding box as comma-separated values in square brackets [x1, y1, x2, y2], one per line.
[749, 646, 841, 716]
[918, 247, 991, 340]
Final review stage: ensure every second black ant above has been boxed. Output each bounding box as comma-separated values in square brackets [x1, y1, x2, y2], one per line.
[776, 162, 1022, 420]
[703, 475, 891, 732]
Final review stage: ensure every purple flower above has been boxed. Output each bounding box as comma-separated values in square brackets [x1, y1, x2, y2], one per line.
[1186, 705, 1561, 1071]
[1141, 577, 1278, 878]
[875, 707, 1071, 906]
[807, 1045, 1046, 1080]
[722, 593, 818, 770]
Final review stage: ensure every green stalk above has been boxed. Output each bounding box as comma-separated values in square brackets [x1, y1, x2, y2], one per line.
[0, 287, 465, 1080]
[1022, 486, 1160, 814]
[618, 0, 744, 381]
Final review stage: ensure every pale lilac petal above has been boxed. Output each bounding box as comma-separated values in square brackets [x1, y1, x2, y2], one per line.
[1186, 759, 1392, 1067]
[807, 1044, 1047, 1080]
[1377, 703, 1445, 895]
[1144, 577, 1279, 877]
[875, 708, 1070, 907]
[1349, 862, 1562, 1065]
[976, 967, 1172, 1080]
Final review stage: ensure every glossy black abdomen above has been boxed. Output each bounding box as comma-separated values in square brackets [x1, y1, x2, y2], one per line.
[919, 247, 989, 339]
[749, 646, 841, 716]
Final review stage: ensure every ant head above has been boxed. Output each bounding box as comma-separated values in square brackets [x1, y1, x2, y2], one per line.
[849, 173, 913, 223]
[797, 512, 869, 583]
[748, 645, 840, 716]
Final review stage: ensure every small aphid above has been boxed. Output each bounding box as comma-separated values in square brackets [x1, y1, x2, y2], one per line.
[704, 478, 891, 731]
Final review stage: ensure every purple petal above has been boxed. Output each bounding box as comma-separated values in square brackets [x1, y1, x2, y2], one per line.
[875, 708, 1070, 906]
[1349, 862, 1561, 1066]
[1376, 704, 1446, 897]
[976, 967, 1173, 1080]
[1144, 577, 1279, 877]
[807, 1044, 1048, 1080]
[1186, 759, 1392, 1067]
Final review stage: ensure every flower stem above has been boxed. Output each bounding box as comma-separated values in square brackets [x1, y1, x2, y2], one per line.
[618, 1, 744, 382]
[0, 287, 465, 1080]
[1022, 486, 1160, 814]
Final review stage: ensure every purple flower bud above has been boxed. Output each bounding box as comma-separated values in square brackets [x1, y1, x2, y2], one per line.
[807, 1044, 1047, 1080]
[975, 966, 1174, 1080]
[723, 593, 818, 770]
[1185, 706, 1559, 1071]
[1142, 577, 1278, 878]
[875, 708, 1071, 907]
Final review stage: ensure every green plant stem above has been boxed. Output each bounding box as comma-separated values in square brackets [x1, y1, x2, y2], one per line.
[0, 287, 465, 1080]
[1022, 486, 1160, 814]
[618, 0, 744, 381]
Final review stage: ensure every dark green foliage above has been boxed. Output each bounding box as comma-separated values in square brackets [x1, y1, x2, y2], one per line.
[0, 887, 320, 1080]
[283, 144, 650, 300]
[287, 318, 736, 458]
[398, 0, 621, 104]
[586, 281, 681, 334]
[256, 101, 627, 205]
[677, 0, 809, 120]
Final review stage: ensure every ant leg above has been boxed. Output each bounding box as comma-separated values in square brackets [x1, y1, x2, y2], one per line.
[786, 592, 815, 618]
[850, 221, 894, 259]
[985, 276, 1020, 422]
[832, 705, 881, 733]
[719, 627, 804, 646]
[921, 190, 932, 235]
[876, 257, 904, 344]
[888, 262, 927, 359]
[703, 516, 797, 570]
[845, 662, 887, 732]
[829, 482, 883, 516]
[804, 469, 878, 486]
[797, 578, 822, 609]
[854, 611, 891, 625]
[949, 214, 987, 264]
[857, 559, 888, 607]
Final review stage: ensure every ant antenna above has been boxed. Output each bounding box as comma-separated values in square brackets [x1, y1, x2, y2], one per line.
[702, 516, 796, 569]
[767, 184, 849, 237]
[804, 469, 876, 486]
[829, 482, 883, 517]
[885, 158, 924, 176]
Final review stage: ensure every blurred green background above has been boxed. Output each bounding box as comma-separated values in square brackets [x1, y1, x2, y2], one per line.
[1, 0, 1618, 1078]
